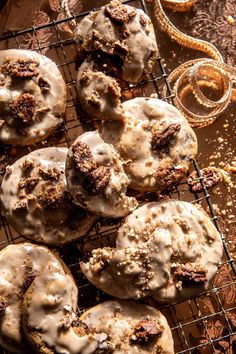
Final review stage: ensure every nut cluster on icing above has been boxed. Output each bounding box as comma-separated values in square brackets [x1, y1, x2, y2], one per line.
[0, 49, 66, 145]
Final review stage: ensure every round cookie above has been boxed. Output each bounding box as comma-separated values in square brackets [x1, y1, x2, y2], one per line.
[100, 97, 198, 191]
[81, 200, 223, 303]
[80, 300, 174, 354]
[0, 147, 96, 245]
[65, 131, 138, 217]
[77, 57, 125, 121]
[0, 49, 66, 145]
[117, 200, 223, 302]
[74, 0, 158, 83]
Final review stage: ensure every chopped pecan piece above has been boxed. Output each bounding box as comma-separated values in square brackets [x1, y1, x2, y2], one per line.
[38, 182, 68, 209]
[105, 0, 129, 24]
[171, 263, 208, 284]
[187, 167, 222, 193]
[39, 167, 61, 181]
[152, 123, 181, 152]
[72, 318, 89, 335]
[12, 93, 36, 125]
[79, 69, 90, 85]
[0, 120, 5, 128]
[132, 318, 164, 343]
[38, 77, 50, 93]
[22, 159, 34, 173]
[91, 259, 108, 274]
[86, 93, 101, 107]
[84, 166, 111, 195]
[155, 166, 185, 186]
[72, 141, 97, 174]
[114, 41, 128, 56]
[0, 74, 5, 86]
[2, 58, 39, 78]
[139, 14, 147, 26]
[0, 296, 7, 315]
[107, 82, 120, 101]
[13, 199, 28, 212]
[18, 176, 39, 192]
[128, 10, 137, 19]
[23, 270, 37, 290]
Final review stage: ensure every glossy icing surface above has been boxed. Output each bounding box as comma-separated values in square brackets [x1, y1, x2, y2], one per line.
[1, 147, 96, 245]
[100, 97, 198, 191]
[0, 49, 66, 145]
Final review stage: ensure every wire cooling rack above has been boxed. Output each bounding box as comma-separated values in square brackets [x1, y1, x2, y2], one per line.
[0, 1, 235, 353]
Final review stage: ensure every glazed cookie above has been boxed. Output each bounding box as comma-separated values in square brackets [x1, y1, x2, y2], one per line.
[0, 243, 108, 353]
[77, 57, 125, 121]
[65, 131, 138, 217]
[80, 300, 175, 354]
[0, 147, 96, 245]
[100, 97, 198, 191]
[0, 49, 66, 145]
[74, 0, 158, 83]
[81, 200, 223, 303]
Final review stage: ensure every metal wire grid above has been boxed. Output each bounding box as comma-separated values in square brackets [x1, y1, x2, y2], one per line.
[0, 0, 235, 353]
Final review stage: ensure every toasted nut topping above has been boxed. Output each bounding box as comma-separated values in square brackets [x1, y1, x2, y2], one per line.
[187, 167, 222, 193]
[37, 182, 68, 209]
[2, 58, 39, 78]
[38, 167, 61, 181]
[84, 166, 111, 195]
[171, 263, 208, 284]
[38, 77, 50, 93]
[105, 0, 129, 24]
[18, 176, 39, 192]
[132, 318, 164, 343]
[79, 69, 90, 86]
[152, 123, 181, 152]
[72, 141, 97, 174]
[13, 199, 28, 213]
[139, 14, 147, 26]
[12, 93, 36, 125]
[155, 166, 185, 186]
[0, 296, 7, 315]
[23, 270, 37, 290]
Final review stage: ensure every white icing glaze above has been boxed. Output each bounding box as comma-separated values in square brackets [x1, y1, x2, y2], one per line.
[0, 147, 96, 245]
[117, 200, 223, 302]
[77, 58, 124, 121]
[80, 300, 174, 354]
[74, 1, 158, 83]
[100, 97, 198, 191]
[81, 200, 223, 303]
[0, 49, 66, 145]
[80, 228, 172, 299]
[0, 243, 109, 354]
[66, 131, 138, 217]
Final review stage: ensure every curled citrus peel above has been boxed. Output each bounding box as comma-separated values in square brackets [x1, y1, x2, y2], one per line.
[152, 0, 236, 127]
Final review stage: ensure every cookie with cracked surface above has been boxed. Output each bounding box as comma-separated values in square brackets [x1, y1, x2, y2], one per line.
[0, 147, 96, 245]
[77, 57, 125, 121]
[0, 243, 109, 353]
[81, 200, 223, 302]
[0, 49, 66, 145]
[80, 300, 174, 354]
[100, 97, 198, 191]
[66, 131, 138, 217]
[74, 0, 158, 83]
